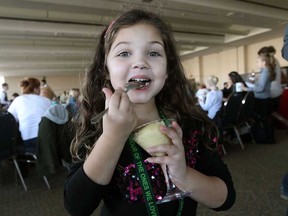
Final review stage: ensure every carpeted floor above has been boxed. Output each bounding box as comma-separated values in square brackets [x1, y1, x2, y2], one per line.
[0, 128, 287, 216]
[197, 128, 288, 216]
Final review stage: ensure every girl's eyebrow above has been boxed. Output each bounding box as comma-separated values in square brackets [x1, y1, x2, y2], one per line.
[112, 41, 164, 51]
[150, 41, 164, 47]
[112, 41, 129, 51]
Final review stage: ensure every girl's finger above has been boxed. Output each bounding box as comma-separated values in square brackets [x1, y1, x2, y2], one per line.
[146, 142, 178, 158]
[171, 121, 183, 138]
[102, 88, 113, 109]
[118, 91, 131, 111]
[108, 88, 123, 112]
[146, 155, 170, 165]
[160, 124, 182, 147]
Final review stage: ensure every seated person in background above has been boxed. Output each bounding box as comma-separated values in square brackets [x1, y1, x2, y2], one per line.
[40, 78, 56, 100]
[66, 88, 80, 119]
[222, 82, 231, 99]
[227, 71, 248, 97]
[60, 91, 68, 104]
[195, 83, 209, 102]
[8, 77, 51, 153]
[0, 83, 10, 110]
[198, 75, 223, 122]
[37, 104, 72, 177]
[186, 79, 197, 99]
[9, 92, 19, 103]
[51, 96, 60, 105]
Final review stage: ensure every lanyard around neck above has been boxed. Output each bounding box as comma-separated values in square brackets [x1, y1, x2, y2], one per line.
[128, 137, 160, 216]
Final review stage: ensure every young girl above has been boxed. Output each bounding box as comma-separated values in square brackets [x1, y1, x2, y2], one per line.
[258, 46, 283, 112]
[244, 53, 276, 144]
[64, 9, 235, 216]
[249, 53, 276, 119]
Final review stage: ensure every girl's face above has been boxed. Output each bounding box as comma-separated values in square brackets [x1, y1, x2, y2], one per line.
[106, 23, 167, 104]
[256, 56, 266, 69]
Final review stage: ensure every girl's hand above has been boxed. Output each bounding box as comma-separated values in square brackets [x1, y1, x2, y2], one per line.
[102, 87, 137, 140]
[146, 121, 188, 189]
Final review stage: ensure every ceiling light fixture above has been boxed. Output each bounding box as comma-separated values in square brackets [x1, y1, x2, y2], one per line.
[226, 12, 234, 16]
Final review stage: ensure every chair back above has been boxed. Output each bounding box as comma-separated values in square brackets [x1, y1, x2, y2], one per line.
[0, 111, 18, 158]
[237, 91, 255, 124]
[222, 92, 244, 127]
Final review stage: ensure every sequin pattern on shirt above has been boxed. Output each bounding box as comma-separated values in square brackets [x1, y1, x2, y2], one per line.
[113, 129, 200, 203]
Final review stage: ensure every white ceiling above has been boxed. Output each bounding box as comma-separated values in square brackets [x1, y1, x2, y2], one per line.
[0, 0, 287, 77]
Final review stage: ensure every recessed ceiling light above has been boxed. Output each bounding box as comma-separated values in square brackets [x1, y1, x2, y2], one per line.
[226, 12, 234, 16]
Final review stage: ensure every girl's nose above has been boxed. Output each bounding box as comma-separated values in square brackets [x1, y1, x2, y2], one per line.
[132, 64, 149, 71]
[132, 56, 149, 70]
[133, 65, 148, 70]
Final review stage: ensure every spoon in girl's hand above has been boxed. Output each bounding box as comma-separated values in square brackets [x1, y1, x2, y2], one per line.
[90, 81, 147, 125]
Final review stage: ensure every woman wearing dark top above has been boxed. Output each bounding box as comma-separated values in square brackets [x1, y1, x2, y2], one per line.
[225, 71, 248, 99]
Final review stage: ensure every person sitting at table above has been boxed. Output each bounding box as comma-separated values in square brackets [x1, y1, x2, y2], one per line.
[36, 104, 72, 177]
[198, 75, 223, 122]
[40, 78, 56, 100]
[222, 82, 231, 99]
[8, 77, 51, 153]
[226, 71, 248, 98]
[0, 83, 10, 110]
[195, 83, 209, 103]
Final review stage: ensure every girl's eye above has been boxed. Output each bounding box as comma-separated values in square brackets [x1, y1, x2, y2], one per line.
[118, 51, 131, 57]
[149, 51, 161, 57]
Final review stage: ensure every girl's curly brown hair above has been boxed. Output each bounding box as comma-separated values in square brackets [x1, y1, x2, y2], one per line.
[70, 9, 217, 161]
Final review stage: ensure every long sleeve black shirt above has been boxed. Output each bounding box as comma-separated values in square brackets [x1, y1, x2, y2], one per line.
[64, 120, 236, 216]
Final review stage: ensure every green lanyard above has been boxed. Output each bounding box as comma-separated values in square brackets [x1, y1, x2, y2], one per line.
[128, 110, 184, 216]
[128, 137, 160, 216]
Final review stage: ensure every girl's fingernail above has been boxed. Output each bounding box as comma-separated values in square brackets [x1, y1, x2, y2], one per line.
[146, 158, 152, 163]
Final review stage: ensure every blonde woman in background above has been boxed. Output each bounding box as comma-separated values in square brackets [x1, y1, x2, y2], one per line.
[198, 75, 223, 122]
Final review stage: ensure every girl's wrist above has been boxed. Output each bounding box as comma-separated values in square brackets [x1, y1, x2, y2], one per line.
[101, 132, 128, 146]
[173, 166, 192, 193]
